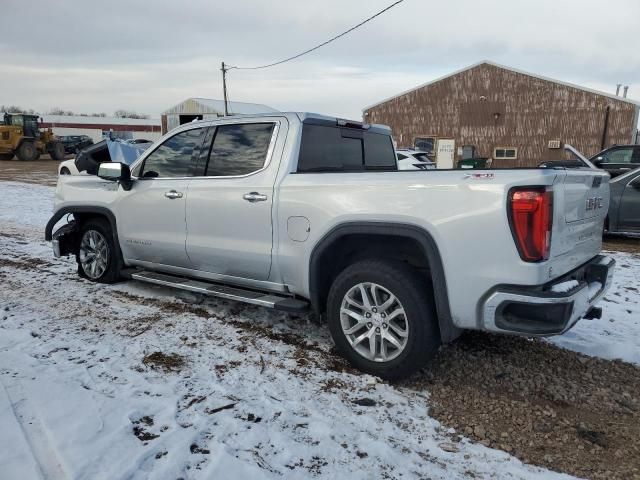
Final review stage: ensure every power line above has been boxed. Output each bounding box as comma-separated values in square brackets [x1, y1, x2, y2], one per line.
[227, 0, 404, 71]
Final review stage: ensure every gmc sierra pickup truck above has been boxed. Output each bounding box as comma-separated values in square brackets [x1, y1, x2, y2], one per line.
[46, 112, 615, 379]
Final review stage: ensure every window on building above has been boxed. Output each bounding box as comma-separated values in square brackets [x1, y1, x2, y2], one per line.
[138, 127, 205, 178]
[494, 147, 518, 160]
[203, 123, 275, 177]
[297, 124, 396, 172]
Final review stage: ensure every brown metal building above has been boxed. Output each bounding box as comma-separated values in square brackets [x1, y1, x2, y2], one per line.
[363, 61, 640, 168]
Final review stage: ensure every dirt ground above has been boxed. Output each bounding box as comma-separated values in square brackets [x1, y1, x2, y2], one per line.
[0, 156, 66, 186]
[409, 333, 640, 480]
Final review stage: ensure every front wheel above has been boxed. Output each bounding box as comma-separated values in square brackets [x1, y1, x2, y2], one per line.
[49, 142, 65, 160]
[76, 219, 121, 283]
[327, 260, 440, 380]
[16, 142, 38, 161]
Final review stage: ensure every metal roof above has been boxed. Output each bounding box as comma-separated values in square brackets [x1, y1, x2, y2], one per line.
[163, 97, 278, 115]
[363, 60, 640, 111]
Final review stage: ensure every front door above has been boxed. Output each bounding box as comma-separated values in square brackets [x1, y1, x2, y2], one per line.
[618, 174, 640, 232]
[118, 126, 206, 267]
[436, 139, 455, 169]
[185, 120, 283, 281]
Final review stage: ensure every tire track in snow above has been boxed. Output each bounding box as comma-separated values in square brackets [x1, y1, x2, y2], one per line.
[1, 379, 69, 480]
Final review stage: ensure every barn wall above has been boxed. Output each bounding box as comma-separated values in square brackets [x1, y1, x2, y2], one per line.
[364, 63, 639, 167]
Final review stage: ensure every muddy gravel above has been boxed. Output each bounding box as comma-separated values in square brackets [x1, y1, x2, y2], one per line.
[406, 332, 640, 480]
[0, 158, 64, 186]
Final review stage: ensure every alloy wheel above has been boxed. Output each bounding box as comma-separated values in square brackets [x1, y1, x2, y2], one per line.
[79, 230, 109, 279]
[340, 282, 409, 362]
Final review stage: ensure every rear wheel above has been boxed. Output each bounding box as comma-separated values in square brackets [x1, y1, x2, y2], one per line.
[0, 153, 14, 161]
[76, 219, 121, 283]
[49, 142, 65, 160]
[60, 166, 71, 175]
[327, 260, 440, 380]
[16, 141, 38, 161]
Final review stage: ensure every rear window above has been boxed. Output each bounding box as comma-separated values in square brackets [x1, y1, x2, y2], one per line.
[297, 124, 396, 172]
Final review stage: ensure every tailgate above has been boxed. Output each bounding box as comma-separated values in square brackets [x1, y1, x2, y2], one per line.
[550, 169, 609, 269]
[563, 170, 609, 223]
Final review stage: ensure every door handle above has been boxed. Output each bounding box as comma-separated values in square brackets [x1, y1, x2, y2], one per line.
[243, 192, 268, 203]
[164, 190, 183, 199]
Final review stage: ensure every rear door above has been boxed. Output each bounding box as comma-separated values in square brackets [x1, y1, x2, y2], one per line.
[618, 172, 640, 232]
[185, 120, 283, 281]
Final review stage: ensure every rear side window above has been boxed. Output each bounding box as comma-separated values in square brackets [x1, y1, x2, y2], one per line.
[139, 127, 204, 178]
[297, 125, 396, 172]
[204, 123, 275, 177]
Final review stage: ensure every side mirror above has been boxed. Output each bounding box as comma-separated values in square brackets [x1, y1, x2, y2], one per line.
[98, 162, 132, 190]
[593, 156, 604, 167]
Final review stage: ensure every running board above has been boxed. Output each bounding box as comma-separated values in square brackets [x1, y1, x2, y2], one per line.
[130, 270, 309, 313]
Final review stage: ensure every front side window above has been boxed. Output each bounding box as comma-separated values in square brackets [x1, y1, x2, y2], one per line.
[138, 127, 204, 178]
[602, 148, 633, 164]
[204, 123, 275, 177]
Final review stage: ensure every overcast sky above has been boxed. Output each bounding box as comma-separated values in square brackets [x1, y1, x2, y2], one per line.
[1, 0, 639, 120]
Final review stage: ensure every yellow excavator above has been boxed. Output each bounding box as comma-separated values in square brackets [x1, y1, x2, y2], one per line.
[0, 113, 65, 161]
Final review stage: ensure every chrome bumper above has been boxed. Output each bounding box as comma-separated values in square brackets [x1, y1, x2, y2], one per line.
[482, 255, 615, 335]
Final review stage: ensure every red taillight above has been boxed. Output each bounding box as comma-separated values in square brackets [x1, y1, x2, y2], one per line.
[508, 188, 553, 262]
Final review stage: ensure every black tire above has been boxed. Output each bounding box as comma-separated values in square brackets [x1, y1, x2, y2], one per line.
[76, 218, 121, 283]
[327, 260, 440, 380]
[0, 153, 14, 161]
[60, 167, 71, 175]
[16, 141, 38, 161]
[49, 142, 65, 161]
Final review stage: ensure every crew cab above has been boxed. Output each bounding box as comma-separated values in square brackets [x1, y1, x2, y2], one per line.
[46, 113, 615, 379]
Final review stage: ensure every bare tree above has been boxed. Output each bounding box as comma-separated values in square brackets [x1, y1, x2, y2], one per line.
[114, 109, 150, 119]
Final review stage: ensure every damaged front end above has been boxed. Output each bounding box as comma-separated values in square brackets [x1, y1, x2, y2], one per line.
[50, 220, 80, 258]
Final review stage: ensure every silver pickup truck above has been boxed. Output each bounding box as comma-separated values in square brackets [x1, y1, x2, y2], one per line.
[46, 112, 615, 379]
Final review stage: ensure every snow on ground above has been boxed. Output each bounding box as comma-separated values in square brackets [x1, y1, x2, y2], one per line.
[0, 180, 637, 479]
[548, 250, 640, 366]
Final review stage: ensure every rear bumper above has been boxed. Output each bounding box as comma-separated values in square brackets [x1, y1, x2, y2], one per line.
[481, 255, 615, 335]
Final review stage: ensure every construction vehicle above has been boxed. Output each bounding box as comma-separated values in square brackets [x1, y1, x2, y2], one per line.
[0, 113, 66, 161]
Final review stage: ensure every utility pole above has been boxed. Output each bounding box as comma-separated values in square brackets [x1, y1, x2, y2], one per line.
[221, 62, 229, 116]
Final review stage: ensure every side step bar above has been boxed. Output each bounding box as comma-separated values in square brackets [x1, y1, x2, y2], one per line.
[130, 270, 309, 313]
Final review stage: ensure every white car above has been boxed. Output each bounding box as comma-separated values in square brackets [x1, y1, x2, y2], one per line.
[396, 149, 436, 170]
[58, 158, 80, 175]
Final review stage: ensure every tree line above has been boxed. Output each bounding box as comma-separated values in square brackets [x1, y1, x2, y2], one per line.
[1, 105, 149, 119]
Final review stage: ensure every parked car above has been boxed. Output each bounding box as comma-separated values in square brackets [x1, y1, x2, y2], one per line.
[606, 166, 640, 234]
[396, 149, 436, 170]
[46, 112, 614, 379]
[590, 145, 640, 178]
[60, 135, 94, 154]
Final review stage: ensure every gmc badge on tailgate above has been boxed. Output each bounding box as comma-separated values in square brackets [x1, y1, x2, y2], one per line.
[586, 197, 604, 211]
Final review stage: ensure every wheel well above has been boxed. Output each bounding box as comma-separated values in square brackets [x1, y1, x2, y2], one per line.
[309, 224, 460, 343]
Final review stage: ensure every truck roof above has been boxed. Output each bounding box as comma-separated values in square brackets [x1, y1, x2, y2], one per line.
[186, 111, 392, 136]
